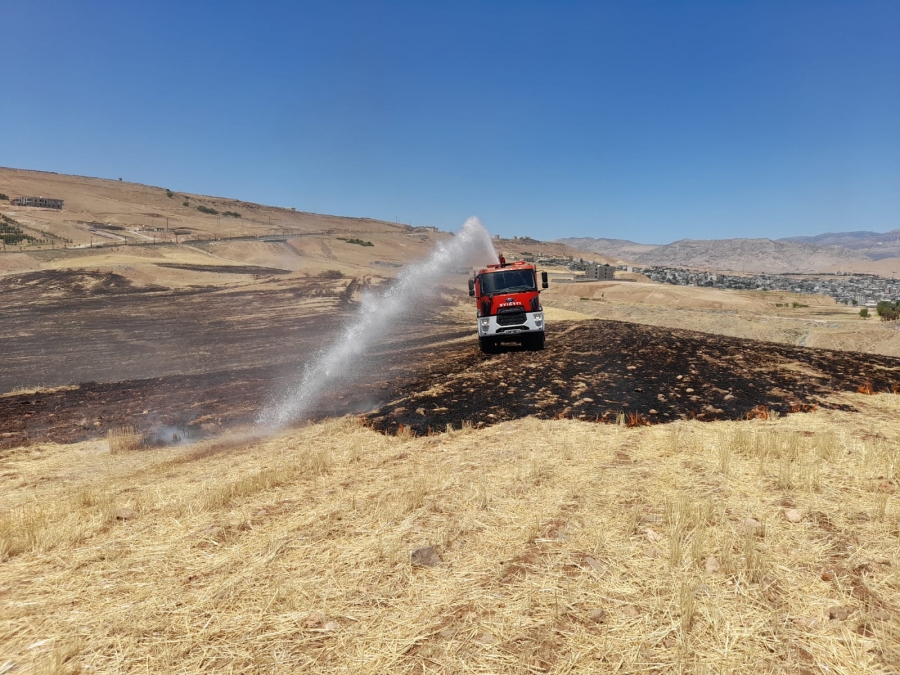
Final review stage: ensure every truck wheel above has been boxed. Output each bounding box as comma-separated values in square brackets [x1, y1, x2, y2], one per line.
[524, 334, 545, 351]
[479, 337, 495, 354]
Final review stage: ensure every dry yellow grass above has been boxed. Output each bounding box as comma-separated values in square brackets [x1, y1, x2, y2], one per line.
[0, 384, 80, 398]
[106, 426, 143, 454]
[544, 288, 900, 358]
[1, 396, 899, 673]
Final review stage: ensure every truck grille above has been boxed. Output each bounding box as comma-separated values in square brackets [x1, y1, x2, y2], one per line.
[496, 308, 527, 326]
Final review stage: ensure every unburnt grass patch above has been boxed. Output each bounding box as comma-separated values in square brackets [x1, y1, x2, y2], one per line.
[1, 396, 898, 673]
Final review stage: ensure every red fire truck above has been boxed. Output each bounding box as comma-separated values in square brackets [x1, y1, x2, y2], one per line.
[468, 256, 549, 353]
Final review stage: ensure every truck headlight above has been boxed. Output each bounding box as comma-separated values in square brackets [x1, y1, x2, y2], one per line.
[534, 312, 544, 327]
[479, 318, 490, 329]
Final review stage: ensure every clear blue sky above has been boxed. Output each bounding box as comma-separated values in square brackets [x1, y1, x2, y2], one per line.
[2, 1, 898, 242]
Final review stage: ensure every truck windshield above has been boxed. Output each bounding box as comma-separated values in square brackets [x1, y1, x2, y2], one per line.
[481, 269, 536, 295]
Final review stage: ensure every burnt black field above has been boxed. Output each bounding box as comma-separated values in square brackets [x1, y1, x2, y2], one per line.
[5, 305, 900, 449]
[365, 320, 900, 434]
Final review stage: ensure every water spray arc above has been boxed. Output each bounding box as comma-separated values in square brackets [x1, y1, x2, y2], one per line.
[256, 217, 497, 431]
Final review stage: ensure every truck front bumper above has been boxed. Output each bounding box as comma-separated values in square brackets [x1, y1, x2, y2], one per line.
[478, 311, 544, 339]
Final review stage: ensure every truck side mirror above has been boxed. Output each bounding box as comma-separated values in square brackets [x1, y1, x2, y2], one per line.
[468, 278, 475, 297]
[541, 271, 549, 289]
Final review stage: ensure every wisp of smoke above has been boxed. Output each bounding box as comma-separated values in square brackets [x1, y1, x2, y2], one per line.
[256, 217, 497, 431]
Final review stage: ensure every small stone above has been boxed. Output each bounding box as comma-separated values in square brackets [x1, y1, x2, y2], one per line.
[743, 517, 762, 534]
[323, 621, 340, 632]
[197, 525, 225, 540]
[676, 375, 683, 380]
[872, 608, 890, 621]
[627, 365, 637, 370]
[704, 556, 720, 574]
[476, 633, 496, 645]
[693, 583, 711, 596]
[416, 407, 426, 415]
[583, 556, 605, 572]
[306, 611, 326, 628]
[685, 388, 695, 393]
[411, 545, 441, 568]
[792, 616, 818, 629]
[438, 628, 457, 639]
[646, 547, 662, 558]
[582, 397, 594, 403]
[828, 606, 852, 621]
[587, 608, 606, 622]
[621, 605, 640, 618]
[785, 509, 802, 523]
[724, 394, 735, 401]
[114, 507, 137, 521]
[648, 409, 658, 415]
[645, 528, 663, 543]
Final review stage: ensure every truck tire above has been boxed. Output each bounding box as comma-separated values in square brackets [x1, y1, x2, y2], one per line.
[479, 337, 496, 354]
[524, 333, 545, 351]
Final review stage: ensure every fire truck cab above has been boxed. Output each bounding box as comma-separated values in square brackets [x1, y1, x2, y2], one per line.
[468, 258, 549, 353]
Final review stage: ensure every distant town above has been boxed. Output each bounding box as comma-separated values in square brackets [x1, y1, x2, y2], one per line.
[519, 250, 900, 308]
[634, 267, 900, 308]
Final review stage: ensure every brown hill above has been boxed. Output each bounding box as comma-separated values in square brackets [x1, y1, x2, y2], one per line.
[557, 235, 900, 275]
[0, 166, 439, 254]
[555, 236, 659, 262]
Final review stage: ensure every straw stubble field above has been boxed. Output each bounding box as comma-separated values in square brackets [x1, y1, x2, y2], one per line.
[1, 394, 899, 674]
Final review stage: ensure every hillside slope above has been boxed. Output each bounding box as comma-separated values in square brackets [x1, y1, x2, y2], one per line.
[782, 229, 900, 260]
[554, 237, 659, 262]
[558, 235, 886, 274]
[632, 238, 867, 273]
[0, 166, 439, 255]
[557, 234, 900, 274]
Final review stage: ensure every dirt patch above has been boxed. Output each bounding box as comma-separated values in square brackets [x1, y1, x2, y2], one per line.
[0, 270, 357, 393]
[0, 327, 473, 449]
[0, 269, 167, 299]
[154, 263, 290, 275]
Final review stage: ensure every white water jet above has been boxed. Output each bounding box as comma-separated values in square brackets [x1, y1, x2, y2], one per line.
[257, 217, 497, 431]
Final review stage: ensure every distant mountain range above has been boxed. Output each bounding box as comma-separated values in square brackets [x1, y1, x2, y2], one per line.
[780, 230, 900, 260]
[557, 230, 900, 275]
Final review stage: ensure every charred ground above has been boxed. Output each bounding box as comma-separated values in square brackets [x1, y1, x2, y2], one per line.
[4, 309, 900, 449]
[366, 320, 900, 434]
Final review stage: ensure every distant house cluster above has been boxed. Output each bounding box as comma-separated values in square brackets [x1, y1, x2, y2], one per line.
[12, 196, 64, 209]
[639, 267, 900, 307]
